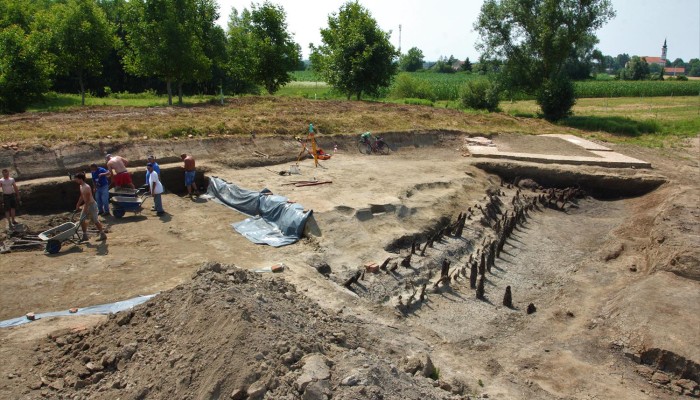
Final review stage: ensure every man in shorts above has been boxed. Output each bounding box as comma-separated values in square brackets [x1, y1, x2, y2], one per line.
[74, 172, 107, 242]
[106, 154, 135, 189]
[181, 153, 198, 198]
[1, 168, 20, 230]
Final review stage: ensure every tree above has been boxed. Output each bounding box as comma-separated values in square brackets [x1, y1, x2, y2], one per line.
[123, 0, 214, 105]
[622, 56, 649, 80]
[226, 8, 257, 94]
[475, 0, 615, 120]
[248, 2, 300, 94]
[432, 56, 456, 73]
[399, 47, 424, 72]
[310, 2, 398, 100]
[671, 58, 684, 67]
[687, 59, 700, 77]
[0, 25, 52, 113]
[461, 57, 472, 72]
[41, 0, 116, 105]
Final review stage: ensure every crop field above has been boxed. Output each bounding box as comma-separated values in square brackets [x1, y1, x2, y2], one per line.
[291, 71, 700, 101]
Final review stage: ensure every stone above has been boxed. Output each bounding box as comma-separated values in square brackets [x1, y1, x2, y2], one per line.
[651, 371, 670, 385]
[230, 388, 247, 400]
[402, 357, 422, 375]
[674, 379, 699, 392]
[85, 362, 103, 372]
[420, 353, 436, 378]
[439, 381, 452, 391]
[341, 374, 359, 386]
[116, 311, 134, 326]
[295, 354, 331, 392]
[526, 303, 537, 314]
[120, 343, 138, 360]
[302, 379, 330, 400]
[27, 380, 43, 390]
[315, 263, 332, 275]
[246, 379, 267, 400]
[503, 286, 513, 308]
[635, 365, 654, 380]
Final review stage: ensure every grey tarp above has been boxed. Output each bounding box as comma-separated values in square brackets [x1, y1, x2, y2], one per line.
[0, 294, 157, 328]
[204, 177, 311, 247]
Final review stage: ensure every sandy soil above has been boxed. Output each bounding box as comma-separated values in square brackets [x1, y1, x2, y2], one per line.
[0, 134, 698, 399]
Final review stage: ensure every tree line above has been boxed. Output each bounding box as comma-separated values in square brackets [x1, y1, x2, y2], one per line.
[2, 0, 623, 122]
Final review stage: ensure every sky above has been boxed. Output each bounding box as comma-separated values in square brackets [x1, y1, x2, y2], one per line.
[216, 0, 700, 62]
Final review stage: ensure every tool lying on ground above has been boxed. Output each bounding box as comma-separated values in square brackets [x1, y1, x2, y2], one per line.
[281, 179, 333, 187]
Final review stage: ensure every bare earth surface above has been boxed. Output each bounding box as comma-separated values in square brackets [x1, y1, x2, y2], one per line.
[0, 133, 698, 399]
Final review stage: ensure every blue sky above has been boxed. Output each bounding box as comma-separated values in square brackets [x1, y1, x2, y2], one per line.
[217, 0, 700, 62]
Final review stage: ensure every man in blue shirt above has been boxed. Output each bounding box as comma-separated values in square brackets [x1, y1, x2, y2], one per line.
[90, 163, 110, 216]
[145, 155, 161, 189]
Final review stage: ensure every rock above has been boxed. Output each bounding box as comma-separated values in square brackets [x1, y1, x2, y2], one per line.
[401, 357, 422, 375]
[230, 388, 247, 400]
[674, 379, 699, 392]
[419, 353, 436, 378]
[302, 379, 330, 400]
[635, 365, 654, 380]
[85, 362, 103, 372]
[120, 343, 138, 360]
[651, 371, 670, 385]
[296, 354, 330, 392]
[49, 378, 65, 390]
[116, 311, 134, 326]
[246, 379, 267, 400]
[340, 374, 359, 386]
[315, 263, 332, 275]
[27, 380, 43, 390]
[439, 381, 452, 391]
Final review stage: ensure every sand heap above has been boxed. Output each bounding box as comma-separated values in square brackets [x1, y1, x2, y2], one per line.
[27, 262, 462, 400]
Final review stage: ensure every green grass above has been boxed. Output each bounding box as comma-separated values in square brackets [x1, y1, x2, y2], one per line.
[502, 96, 700, 147]
[28, 91, 217, 111]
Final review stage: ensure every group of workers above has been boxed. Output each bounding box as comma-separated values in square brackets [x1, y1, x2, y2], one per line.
[1, 153, 198, 243]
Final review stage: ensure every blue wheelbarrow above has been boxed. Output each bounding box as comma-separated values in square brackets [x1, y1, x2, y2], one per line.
[110, 193, 150, 218]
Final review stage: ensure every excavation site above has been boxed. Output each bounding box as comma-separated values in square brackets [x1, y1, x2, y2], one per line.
[0, 130, 698, 400]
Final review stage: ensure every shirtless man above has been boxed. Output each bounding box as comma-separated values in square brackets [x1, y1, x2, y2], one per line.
[74, 172, 107, 241]
[1, 168, 20, 230]
[105, 154, 135, 189]
[180, 153, 198, 197]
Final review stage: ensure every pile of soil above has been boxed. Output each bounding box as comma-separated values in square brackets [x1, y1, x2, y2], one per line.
[24, 262, 461, 400]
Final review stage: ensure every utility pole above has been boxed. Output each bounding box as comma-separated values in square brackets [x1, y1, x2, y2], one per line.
[398, 24, 402, 53]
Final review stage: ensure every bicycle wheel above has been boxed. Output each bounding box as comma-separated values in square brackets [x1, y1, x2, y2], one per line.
[376, 141, 390, 155]
[358, 141, 371, 155]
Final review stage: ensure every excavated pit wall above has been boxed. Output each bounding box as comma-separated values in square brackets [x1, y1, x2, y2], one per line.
[7, 131, 454, 213]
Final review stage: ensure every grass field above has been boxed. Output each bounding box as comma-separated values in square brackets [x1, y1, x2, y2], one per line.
[501, 96, 700, 147]
[27, 92, 218, 111]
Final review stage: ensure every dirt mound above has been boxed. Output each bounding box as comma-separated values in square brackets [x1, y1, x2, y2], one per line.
[25, 262, 458, 400]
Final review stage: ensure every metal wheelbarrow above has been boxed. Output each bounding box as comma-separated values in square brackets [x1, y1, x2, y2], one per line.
[111, 193, 150, 218]
[39, 212, 84, 254]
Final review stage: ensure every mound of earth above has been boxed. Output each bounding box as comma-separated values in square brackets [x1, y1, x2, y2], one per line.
[24, 262, 463, 400]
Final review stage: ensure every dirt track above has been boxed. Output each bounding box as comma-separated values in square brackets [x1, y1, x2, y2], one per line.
[0, 133, 698, 399]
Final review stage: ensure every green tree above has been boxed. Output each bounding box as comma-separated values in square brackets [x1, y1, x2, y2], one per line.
[123, 0, 213, 105]
[688, 59, 700, 77]
[0, 25, 52, 113]
[248, 2, 300, 94]
[432, 56, 456, 73]
[475, 0, 615, 120]
[671, 58, 684, 67]
[399, 46, 424, 72]
[623, 56, 650, 80]
[310, 2, 399, 100]
[225, 8, 257, 94]
[461, 57, 472, 72]
[40, 0, 116, 105]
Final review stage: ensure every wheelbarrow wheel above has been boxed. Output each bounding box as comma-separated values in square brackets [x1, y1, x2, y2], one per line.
[46, 240, 61, 254]
[113, 208, 126, 218]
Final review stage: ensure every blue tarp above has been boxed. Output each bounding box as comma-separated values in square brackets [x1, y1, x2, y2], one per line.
[0, 294, 157, 328]
[204, 177, 312, 247]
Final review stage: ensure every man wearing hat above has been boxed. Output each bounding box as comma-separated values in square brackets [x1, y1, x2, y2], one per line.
[105, 154, 135, 189]
[147, 163, 165, 216]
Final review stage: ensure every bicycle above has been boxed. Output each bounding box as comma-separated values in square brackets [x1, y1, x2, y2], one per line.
[358, 132, 390, 155]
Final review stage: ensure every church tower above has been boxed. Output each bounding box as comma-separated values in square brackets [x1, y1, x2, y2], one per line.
[661, 39, 667, 62]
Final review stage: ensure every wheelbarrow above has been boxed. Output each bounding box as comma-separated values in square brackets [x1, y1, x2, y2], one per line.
[39, 211, 84, 254]
[111, 193, 150, 218]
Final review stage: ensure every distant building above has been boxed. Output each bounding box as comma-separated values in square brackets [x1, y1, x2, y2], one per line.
[664, 67, 686, 76]
[641, 39, 668, 67]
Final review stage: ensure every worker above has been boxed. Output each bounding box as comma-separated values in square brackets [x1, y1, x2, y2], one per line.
[74, 172, 107, 242]
[0, 168, 20, 230]
[89, 163, 111, 216]
[105, 154, 135, 189]
[146, 163, 165, 216]
[180, 153, 198, 198]
[145, 155, 161, 189]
